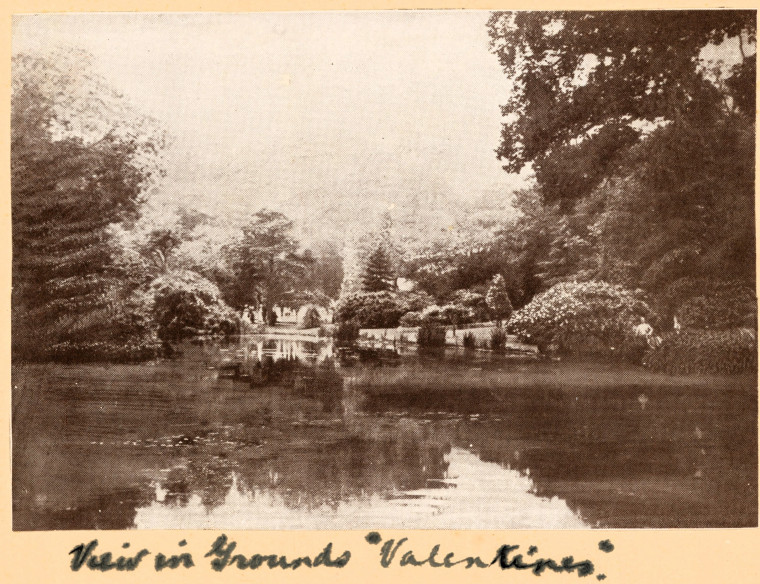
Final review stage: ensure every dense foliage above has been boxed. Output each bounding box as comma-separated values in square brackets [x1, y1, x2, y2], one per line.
[417, 322, 447, 347]
[11, 52, 163, 361]
[399, 302, 478, 328]
[298, 305, 323, 330]
[486, 274, 513, 324]
[362, 244, 396, 292]
[145, 270, 239, 342]
[335, 290, 434, 328]
[482, 11, 756, 370]
[449, 290, 492, 321]
[670, 280, 757, 330]
[487, 11, 755, 206]
[507, 281, 654, 359]
[334, 321, 361, 345]
[222, 210, 312, 321]
[645, 329, 757, 374]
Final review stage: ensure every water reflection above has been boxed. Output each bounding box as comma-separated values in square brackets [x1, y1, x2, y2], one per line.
[12, 336, 757, 530]
[135, 448, 586, 529]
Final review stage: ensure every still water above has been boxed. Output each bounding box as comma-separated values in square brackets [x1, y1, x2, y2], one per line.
[12, 336, 757, 530]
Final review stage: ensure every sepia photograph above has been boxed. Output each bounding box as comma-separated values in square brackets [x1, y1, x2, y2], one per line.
[10, 9, 758, 531]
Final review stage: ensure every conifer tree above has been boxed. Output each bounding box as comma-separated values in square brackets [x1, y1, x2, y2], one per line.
[361, 245, 395, 293]
[486, 273, 513, 326]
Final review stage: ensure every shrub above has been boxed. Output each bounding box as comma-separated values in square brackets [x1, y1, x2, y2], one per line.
[440, 303, 475, 328]
[419, 305, 446, 324]
[147, 270, 240, 342]
[645, 328, 757, 374]
[204, 310, 239, 337]
[334, 321, 360, 345]
[398, 290, 436, 313]
[450, 289, 492, 321]
[153, 289, 210, 341]
[490, 327, 507, 351]
[417, 321, 446, 347]
[486, 274, 513, 324]
[399, 311, 424, 327]
[299, 305, 322, 329]
[401, 303, 476, 328]
[335, 291, 435, 328]
[462, 332, 476, 350]
[507, 281, 654, 360]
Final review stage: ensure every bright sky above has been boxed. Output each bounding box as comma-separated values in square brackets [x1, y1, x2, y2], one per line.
[13, 12, 526, 235]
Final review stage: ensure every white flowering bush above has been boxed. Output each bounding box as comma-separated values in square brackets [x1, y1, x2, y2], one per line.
[506, 281, 654, 360]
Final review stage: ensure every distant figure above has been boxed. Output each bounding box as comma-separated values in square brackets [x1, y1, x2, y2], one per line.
[634, 317, 660, 348]
[634, 317, 653, 338]
[673, 316, 681, 333]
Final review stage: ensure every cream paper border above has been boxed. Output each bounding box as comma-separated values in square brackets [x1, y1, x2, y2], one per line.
[1, 2, 758, 583]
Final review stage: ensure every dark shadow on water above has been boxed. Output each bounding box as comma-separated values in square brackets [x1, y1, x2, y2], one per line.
[12, 337, 758, 529]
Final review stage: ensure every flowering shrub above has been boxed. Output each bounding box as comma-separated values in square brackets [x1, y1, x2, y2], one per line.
[449, 289, 492, 321]
[335, 292, 406, 328]
[645, 328, 757, 374]
[506, 281, 653, 359]
[399, 311, 424, 327]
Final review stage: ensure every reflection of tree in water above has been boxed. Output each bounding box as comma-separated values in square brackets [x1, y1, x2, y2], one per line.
[16, 484, 153, 530]
[148, 368, 453, 513]
[161, 455, 236, 511]
[231, 432, 451, 511]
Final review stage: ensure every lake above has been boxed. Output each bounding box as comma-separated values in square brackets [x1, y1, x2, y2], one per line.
[12, 336, 757, 530]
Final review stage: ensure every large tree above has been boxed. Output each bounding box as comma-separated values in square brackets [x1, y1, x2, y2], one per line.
[12, 51, 163, 358]
[226, 209, 311, 324]
[487, 10, 755, 207]
[487, 11, 756, 301]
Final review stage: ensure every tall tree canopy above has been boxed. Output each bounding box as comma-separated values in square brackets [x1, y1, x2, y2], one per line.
[12, 51, 164, 358]
[487, 11, 756, 300]
[487, 10, 756, 206]
[225, 209, 312, 322]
